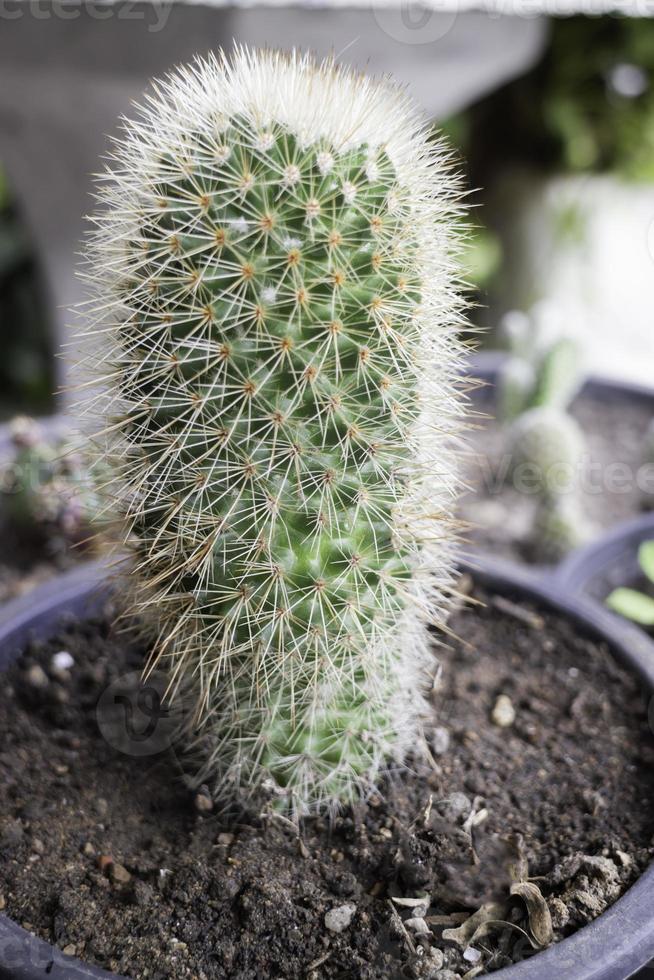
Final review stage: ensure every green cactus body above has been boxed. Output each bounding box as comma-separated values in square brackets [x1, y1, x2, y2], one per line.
[532, 493, 590, 562]
[510, 406, 585, 496]
[82, 50, 465, 811]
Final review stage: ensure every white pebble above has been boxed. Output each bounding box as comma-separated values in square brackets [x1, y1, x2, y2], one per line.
[324, 903, 356, 933]
[463, 946, 482, 963]
[52, 651, 74, 671]
[431, 726, 450, 755]
[26, 665, 48, 689]
[491, 694, 516, 728]
[405, 917, 431, 936]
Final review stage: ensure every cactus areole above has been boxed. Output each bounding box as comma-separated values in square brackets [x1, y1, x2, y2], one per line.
[81, 49, 467, 813]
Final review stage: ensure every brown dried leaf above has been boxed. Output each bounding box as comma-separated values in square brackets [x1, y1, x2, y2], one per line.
[442, 901, 509, 947]
[510, 881, 554, 947]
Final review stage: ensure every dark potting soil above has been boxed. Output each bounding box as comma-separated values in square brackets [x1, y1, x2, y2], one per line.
[460, 386, 654, 565]
[0, 580, 653, 980]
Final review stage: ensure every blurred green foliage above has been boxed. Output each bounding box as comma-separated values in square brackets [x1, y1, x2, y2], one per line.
[450, 16, 654, 184]
[0, 165, 54, 416]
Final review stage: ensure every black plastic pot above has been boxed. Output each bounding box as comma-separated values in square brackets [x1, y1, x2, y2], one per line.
[555, 513, 654, 607]
[1, 559, 654, 979]
[467, 351, 654, 413]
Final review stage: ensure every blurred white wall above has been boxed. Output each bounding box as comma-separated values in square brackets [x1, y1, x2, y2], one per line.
[0, 4, 546, 400]
[488, 172, 654, 388]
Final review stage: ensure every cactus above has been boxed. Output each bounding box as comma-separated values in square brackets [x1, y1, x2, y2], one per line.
[531, 493, 590, 564]
[496, 304, 590, 560]
[643, 419, 654, 511]
[79, 50, 467, 812]
[508, 405, 590, 559]
[497, 304, 582, 422]
[509, 406, 585, 497]
[3, 416, 101, 547]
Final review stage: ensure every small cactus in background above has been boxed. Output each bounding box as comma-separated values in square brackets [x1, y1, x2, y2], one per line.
[642, 419, 654, 510]
[78, 49, 468, 812]
[531, 493, 591, 564]
[3, 416, 100, 548]
[498, 304, 582, 423]
[509, 406, 585, 497]
[498, 304, 590, 560]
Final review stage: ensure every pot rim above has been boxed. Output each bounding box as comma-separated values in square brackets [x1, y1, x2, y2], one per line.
[468, 350, 654, 404]
[554, 512, 654, 599]
[0, 557, 653, 980]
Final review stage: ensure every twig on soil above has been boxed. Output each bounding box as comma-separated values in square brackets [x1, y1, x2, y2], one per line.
[491, 595, 544, 630]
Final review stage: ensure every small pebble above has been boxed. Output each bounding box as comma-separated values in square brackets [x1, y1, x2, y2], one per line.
[491, 694, 516, 728]
[194, 786, 214, 814]
[463, 946, 482, 963]
[31, 838, 44, 854]
[324, 902, 356, 933]
[217, 832, 234, 847]
[548, 897, 569, 930]
[26, 665, 48, 689]
[440, 792, 470, 823]
[52, 650, 75, 672]
[423, 948, 444, 977]
[0, 895, 5, 911]
[62, 944, 77, 957]
[97, 854, 113, 874]
[110, 862, 132, 885]
[431, 726, 450, 755]
[83, 842, 95, 857]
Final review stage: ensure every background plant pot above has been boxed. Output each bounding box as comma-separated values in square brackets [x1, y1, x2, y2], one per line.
[466, 351, 654, 419]
[555, 512, 654, 608]
[1, 558, 654, 979]
[462, 352, 654, 568]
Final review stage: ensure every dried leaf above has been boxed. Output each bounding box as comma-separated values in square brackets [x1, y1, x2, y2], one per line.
[442, 901, 508, 946]
[391, 894, 430, 909]
[510, 881, 554, 947]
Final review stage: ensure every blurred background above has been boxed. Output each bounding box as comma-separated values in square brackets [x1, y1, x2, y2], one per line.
[1, 6, 653, 414]
[1, 3, 654, 592]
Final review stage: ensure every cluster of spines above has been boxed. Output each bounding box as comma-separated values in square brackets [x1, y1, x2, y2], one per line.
[78, 50, 467, 812]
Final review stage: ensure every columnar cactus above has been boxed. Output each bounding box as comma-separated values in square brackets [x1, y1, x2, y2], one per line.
[498, 306, 581, 423]
[79, 49, 467, 812]
[4, 416, 101, 546]
[498, 305, 590, 559]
